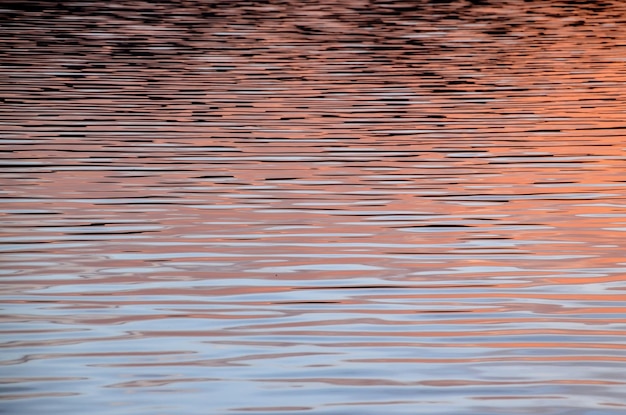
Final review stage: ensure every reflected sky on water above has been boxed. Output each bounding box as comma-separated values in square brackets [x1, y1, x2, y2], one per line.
[1, 1, 626, 414]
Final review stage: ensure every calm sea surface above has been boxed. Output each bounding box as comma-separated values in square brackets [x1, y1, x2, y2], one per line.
[2, 1, 626, 414]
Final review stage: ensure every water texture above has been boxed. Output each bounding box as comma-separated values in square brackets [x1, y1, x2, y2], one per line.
[1, 0, 626, 414]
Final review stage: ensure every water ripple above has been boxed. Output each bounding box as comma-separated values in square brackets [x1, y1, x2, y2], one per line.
[2, 0, 626, 414]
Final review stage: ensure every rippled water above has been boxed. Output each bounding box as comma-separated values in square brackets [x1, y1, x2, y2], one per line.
[2, 1, 626, 414]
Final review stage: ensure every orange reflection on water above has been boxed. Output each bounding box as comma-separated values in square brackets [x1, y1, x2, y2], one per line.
[1, 0, 626, 413]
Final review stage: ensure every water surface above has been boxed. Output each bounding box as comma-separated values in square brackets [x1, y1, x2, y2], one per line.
[1, 1, 626, 414]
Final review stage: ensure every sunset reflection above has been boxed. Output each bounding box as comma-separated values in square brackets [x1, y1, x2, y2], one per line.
[1, 0, 626, 414]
